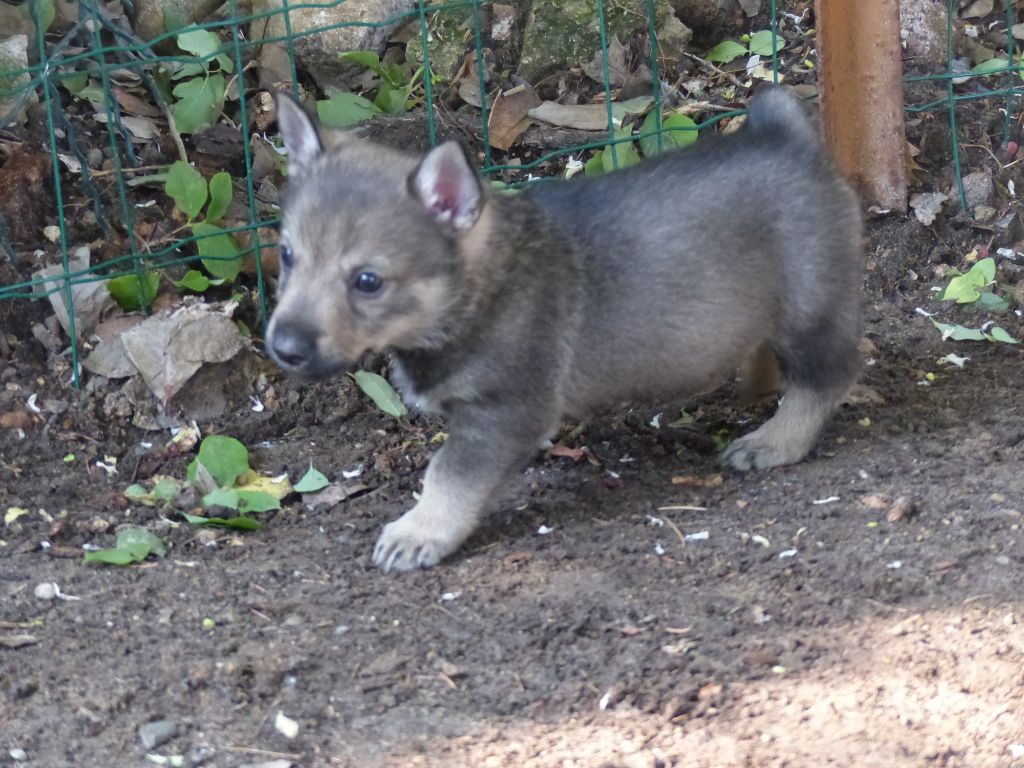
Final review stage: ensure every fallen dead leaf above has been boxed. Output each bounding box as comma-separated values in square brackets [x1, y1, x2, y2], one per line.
[0, 410, 35, 430]
[487, 84, 541, 150]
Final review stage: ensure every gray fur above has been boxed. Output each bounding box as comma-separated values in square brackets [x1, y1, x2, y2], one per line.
[267, 87, 864, 572]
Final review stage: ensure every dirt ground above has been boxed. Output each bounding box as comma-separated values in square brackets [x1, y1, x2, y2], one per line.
[5, 12, 1024, 768]
[2, 201, 1024, 768]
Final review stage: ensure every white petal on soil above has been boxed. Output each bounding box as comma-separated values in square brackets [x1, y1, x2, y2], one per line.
[940, 353, 970, 368]
[886, 560, 903, 569]
[537, 525, 554, 535]
[342, 465, 364, 479]
[273, 710, 299, 739]
[684, 531, 709, 541]
[812, 496, 840, 505]
[440, 591, 461, 602]
[778, 549, 798, 559]
[654, 542, 666, 556]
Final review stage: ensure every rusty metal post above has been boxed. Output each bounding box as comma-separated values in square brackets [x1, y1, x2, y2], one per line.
[814, 0, 907, 211]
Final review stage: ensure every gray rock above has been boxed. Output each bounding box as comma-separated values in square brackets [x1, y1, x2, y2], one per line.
[138, 719, 178, 750]
[961, 169, 994, 208]
[255, 0, 415, 89]
[9, 748, 28, 762]
[519, 0, 677, 83]
[900, 0, 951, 71]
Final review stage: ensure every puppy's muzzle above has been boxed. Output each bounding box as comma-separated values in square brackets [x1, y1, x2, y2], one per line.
[267, 319, 349, 379]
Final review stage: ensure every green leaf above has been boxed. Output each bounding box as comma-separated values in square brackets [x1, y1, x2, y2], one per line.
[930, 318, 987, 341]
[374, 81, 410, 115]
[602, 128, 641, 172]
[748, 30, 786, 56]
[707, 39, 748, 64]
[294, 465, 330, 493]
[971, 57, 1010, 75]
[57, 71, 89, 94]
[176, 269, 219, 292]
[107, 272, 160, 311]
[188, 434, 251, 489]
[353, 370, 407, 418]
[973, 291, 1010, 313]
[182, 511, 263, 530]
[940, 257, 995, 303]
[202, 488, 281, 512]
[176, 27, 222, 60]
[205, 171, 232, 222]
[171, 74, 226, 134]
[988, 326, 1020, 344]
[339, 50, 387, 77]
[165, 160, 208, 219]
[316, 91, 383, 129]
[584, 150, 605, 177]
[610, 96, 654, 122]
[153, 477, 180, 502]
[191, 222, 242, 281]
[84, 527, 166, 565]
[639, 112, 698, 157]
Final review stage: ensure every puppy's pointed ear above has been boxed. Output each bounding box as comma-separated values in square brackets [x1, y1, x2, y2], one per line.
[408, 141, 483, 231]
[274, 92, 322, 179]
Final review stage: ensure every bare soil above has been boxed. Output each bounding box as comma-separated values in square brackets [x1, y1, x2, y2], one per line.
[2, 200, 1024, 768]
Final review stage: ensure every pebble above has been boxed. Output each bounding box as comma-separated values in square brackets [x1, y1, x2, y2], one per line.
[9, 748, 27, 761]
[138, 719, 178, 749]
[887, 496, 916, 523]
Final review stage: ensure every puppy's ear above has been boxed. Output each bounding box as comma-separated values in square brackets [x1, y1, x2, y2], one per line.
[408, 141, 483, 231]
[274, 92, 323, 179]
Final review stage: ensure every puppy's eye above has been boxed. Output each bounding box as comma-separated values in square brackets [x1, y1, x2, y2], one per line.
[280, 244, 294, 269]
[353, 271, 384, 295]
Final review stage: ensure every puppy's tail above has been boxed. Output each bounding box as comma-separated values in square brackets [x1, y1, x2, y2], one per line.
[744, 86, 820, 145]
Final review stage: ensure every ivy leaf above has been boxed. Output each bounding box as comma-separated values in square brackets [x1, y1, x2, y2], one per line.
[602, 127, 641, 172]
[187, 434, 251, 489]
[205, 171, 232, 222]
[191, 222, 241, 281]
[316, 91, 382, 129]
[165, 160, 207, 219]
[748, 30, 786, 56]
[374, 81, 410, 114]
[182, 511, 263, 530]
[84, 527, 166, 565]
[707, 40, 748, 64]
[639, 112, 698, 157]
[107, 272, 160, 311]
[988, 326, 1020, 344]
[353, 370, 407, 418]
[172, 74, 226, 134]
[339, 50, 387, 77]
[584, 150, 605, 176]
[202, 488, 281, 512]
[175, 269, 225, 292]
[940, 257, 995, 303]
[294, 465, 330, 493]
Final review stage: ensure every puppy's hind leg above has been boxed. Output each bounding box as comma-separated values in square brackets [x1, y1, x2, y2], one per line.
[723, 317, 860, 471]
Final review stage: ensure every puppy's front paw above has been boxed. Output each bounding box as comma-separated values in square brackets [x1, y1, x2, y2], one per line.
[372, 513, 461, 573]
[722, 431, 804, 471]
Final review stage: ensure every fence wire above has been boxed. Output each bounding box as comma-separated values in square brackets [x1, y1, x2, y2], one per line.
[0, 0, 1019, 385]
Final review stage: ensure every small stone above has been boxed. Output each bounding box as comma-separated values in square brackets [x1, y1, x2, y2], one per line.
[1013, 280, 1024, 308]
[138, 719, 178, 749]
[887, 496, 916, 523]
[86, 147, 104, 169]
[961, 170, 994, 208]
[9, 748, 27, 761]
[996, 555, 1011, 566]
[185, 745, 216, 767]
[974, 205, 996, 222]
[274, 710, 299, 739]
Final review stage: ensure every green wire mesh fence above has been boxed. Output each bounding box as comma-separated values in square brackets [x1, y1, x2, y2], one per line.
[0, 0, 1018, 384]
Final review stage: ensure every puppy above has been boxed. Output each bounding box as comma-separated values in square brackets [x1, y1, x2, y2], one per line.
[267, 87, 863, 572]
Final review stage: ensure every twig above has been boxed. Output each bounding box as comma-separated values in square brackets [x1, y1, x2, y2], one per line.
[681, 50, 748, 89]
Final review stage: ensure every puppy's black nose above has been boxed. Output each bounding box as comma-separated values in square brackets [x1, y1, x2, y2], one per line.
[269, 321, 318, 369]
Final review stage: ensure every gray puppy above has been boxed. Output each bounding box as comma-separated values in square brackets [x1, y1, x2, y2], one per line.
[268, 87, 863, 572]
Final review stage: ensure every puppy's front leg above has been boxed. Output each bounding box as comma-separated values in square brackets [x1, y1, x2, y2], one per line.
[372, 405, 551, 572]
